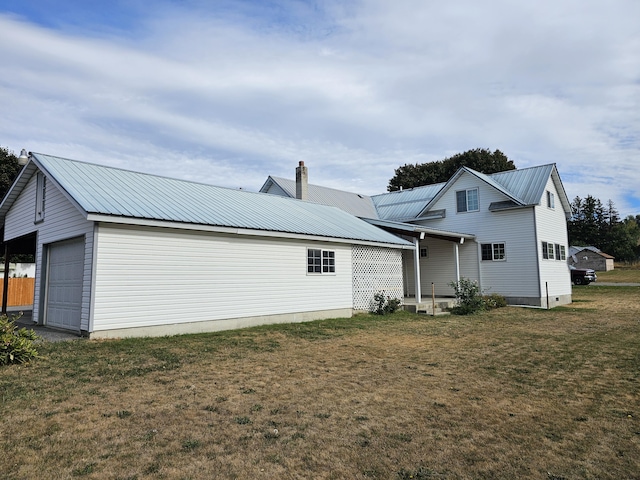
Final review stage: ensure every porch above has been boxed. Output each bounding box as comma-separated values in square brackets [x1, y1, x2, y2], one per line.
[403, 296, 456, 315]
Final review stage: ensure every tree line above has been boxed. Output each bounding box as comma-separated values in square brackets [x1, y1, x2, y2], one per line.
[568, 196, 640, 263]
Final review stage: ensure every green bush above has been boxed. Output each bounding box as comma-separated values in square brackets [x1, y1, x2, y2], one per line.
[372, 291, 402, 315]
[448, 278, 484, 315]
[0, 314, 41, 366]
[482, 293, 507, 309]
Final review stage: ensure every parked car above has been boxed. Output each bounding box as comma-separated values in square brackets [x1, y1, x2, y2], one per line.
[569, 265, 597, 285]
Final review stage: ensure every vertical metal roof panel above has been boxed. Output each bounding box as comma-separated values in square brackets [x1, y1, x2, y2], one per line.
[370, 183, 445, 221]
[31, 153, 411, 246]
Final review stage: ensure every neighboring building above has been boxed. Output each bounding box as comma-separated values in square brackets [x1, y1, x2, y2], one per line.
[0, 262, 35, 278]
[0, 153, 412, 338]
[262, 162, 573, 308]
[569, 246, 615, 271]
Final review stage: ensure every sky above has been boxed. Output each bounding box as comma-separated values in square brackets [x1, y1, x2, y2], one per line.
[1, 0, 639, 217]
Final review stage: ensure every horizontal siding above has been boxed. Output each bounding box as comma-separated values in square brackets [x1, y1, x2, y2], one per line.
[92, 224, 353, 331]
[4, 171, 94, 329]
[403, 239, 478, 297]
[420, 171, 542, 299]
[535, 177, 572, 300]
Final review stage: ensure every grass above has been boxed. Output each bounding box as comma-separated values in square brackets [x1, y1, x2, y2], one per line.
[596, 263, 640, 283]
[1, 286, 639, 479]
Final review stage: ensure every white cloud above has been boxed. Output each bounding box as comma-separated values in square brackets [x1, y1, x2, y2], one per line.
[0, 0, 639, 216]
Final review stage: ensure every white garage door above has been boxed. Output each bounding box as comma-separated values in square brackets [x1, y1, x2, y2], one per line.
[46, 238, 84, 331]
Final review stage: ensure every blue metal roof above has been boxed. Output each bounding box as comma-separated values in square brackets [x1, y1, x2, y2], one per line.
[31, 153, 412, 247]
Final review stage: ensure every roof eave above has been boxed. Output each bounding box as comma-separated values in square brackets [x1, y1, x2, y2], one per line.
[87, 213, 414, 249]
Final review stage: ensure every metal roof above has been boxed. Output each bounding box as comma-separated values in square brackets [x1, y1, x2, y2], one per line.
[490, 164, 555, 205]
[370, 183, 444, 221]
[29, 153, 412, 247]
[261, 176, 379, 219]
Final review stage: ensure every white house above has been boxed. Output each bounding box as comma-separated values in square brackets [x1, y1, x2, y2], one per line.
[262, 162, 573, 308]
[0, 153, 413, 338]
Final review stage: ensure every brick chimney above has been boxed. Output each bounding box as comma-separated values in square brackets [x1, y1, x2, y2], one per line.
[295, 161, 308, 201]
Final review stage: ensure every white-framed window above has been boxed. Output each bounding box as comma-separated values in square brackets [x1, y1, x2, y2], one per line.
[307, 248, 335, 274]
[481, 242, 506, 261]
[542, 242, 566, 261]
[35, 172, 46, 223]
[456, 188, 479, 213]
[547, 191, 555, 209]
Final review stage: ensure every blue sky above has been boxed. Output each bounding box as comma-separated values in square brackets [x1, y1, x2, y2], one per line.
[1, 0, 639, 217]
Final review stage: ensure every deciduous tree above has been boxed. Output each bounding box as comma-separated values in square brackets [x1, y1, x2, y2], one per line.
[388, 148, 516, 191]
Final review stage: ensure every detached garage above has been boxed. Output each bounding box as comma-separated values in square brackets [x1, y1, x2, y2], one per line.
[0, 153, 411, 338]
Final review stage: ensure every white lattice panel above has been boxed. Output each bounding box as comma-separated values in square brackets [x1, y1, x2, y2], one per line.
[352, 246, 404, 311]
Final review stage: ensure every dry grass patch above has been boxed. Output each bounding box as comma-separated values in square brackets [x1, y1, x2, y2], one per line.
[1, 286, 639, 479]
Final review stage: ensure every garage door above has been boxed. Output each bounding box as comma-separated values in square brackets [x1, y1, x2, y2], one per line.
[45, 238, 84, 331]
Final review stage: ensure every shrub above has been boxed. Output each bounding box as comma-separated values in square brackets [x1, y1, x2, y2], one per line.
[482, 293, 507, 309]
[372, 291, 402, 315]
[448, 278, 484, 315]
[0, 314, 41, 366]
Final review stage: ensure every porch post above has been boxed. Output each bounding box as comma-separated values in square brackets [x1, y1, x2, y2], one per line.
[2, 243, 9, 315]
[413, 237, 421, 303]
[453, 242, 460, 284]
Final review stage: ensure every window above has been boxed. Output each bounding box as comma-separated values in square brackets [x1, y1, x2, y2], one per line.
[542, 242, 566, 261]
[35, 172, 46, 223]
[547, 191, 555, 209]
[456, 188, 479, 213]
[308, 249, 335, 274]
[420, 247, 429, 258]
[481, 243, 506, 261]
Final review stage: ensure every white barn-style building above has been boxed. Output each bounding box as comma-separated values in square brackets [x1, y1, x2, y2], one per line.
[0, 153, 412, 338]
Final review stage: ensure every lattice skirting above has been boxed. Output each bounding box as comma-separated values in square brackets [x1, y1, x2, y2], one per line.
[352, 245, 404, 311]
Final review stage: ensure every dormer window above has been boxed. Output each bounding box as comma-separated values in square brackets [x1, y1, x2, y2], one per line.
[456, 188, 479, 213]
[35, 172, 46, 223]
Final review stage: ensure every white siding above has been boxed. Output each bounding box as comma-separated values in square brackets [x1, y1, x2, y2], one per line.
[403, 239, 479, 297]
[535, 177, 572, 305]
[92, 224, 353, 331]
[4, 172, 94, 329]
[417, 171, 542, 301]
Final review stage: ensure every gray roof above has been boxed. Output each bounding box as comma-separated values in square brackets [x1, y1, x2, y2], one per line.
[4, 153, 412, 247]
[569, 246, 614, 259]
[373, 164, 569, 221]
[257, 163, 570, 224]
[260, 176, 379, 219]
[371, 183, 444, 221]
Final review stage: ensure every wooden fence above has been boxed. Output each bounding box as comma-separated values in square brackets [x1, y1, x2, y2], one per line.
[0, 278, 35, 307]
